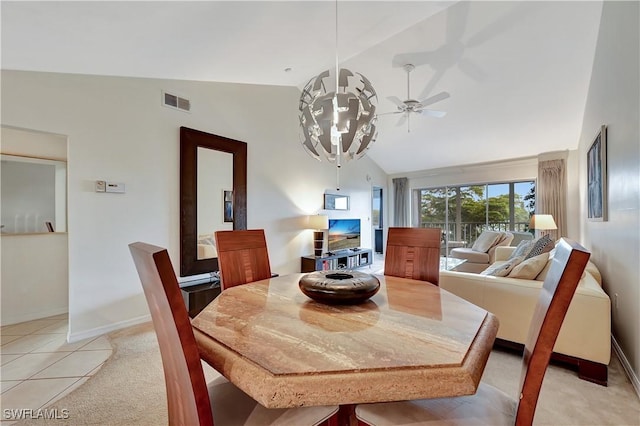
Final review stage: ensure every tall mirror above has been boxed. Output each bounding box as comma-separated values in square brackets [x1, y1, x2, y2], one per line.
[180, 127, 247, 277]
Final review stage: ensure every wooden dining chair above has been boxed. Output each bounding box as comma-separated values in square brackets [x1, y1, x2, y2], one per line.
[215, 229, 272, 291]
[384, 227, 441, 285]
[355, 238, 590, 426]
[129, 242, 338, 426]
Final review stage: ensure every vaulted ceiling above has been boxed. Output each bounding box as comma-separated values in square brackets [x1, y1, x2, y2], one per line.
[1, 1, 603, 174]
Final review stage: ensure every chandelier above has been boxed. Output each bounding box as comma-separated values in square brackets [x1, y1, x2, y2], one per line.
[298, 2, 378, 190]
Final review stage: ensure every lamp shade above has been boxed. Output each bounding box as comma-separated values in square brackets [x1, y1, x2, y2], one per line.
[307, 215, 329, 230]
[529, 214, 557, 230]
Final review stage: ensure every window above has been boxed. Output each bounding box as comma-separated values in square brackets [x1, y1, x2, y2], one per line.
[414, 180, 535, 246]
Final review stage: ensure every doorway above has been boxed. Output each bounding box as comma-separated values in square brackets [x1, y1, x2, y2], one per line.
[0, 126, 69, 326]
[372, 186, 383, 254]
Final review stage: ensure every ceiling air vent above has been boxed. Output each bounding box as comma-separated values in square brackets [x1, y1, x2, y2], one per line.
[162, 91, 191, 112]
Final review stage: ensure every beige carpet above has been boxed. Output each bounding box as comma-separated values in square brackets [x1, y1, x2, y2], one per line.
[18, 322, 640, 425]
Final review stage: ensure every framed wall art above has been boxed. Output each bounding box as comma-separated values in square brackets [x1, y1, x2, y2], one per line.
[587, 125, 607, 221]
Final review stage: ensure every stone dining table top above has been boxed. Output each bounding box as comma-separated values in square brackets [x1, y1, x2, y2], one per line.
[191, 272, 499, 410]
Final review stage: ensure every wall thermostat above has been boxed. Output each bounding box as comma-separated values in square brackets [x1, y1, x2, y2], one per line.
[106, 182, 126, 193]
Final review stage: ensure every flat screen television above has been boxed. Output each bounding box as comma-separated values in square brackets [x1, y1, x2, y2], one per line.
[328, 219, 361, 252]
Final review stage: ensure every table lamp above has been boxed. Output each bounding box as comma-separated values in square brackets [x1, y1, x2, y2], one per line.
[307, 215, 329, 257]
[529, 214, 557, 237]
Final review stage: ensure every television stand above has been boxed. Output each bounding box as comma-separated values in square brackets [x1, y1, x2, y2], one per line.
[300, 248, 373, 273]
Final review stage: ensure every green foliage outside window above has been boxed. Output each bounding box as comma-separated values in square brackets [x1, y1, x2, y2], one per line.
[418, 181, 535, 242]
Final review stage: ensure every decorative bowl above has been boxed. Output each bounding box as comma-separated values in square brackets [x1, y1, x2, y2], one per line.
[298, 270, 380, 305]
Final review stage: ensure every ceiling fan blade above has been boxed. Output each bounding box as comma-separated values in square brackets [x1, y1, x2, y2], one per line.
[395, 114, 408, 128]
[377, 111, 404, 116]
[386, 96, 405, 107]
[419, 109, 447, 118]
[418, 91, 450, 107]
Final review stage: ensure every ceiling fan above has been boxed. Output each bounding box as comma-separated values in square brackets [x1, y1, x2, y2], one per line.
[379, 64, 450, 132]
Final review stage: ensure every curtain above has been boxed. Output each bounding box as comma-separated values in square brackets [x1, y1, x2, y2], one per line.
[537, 159, 566, 239]
[393, 177, 409, 227]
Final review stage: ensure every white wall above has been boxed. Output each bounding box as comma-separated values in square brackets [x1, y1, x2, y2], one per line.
[577, 2, 639, 384]
[565, 149, 580, 239]
[0, 70, 387, 340]
[1, 234, 69, 324]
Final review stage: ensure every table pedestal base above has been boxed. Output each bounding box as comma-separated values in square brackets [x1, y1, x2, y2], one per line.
[327, 404, 357, 426]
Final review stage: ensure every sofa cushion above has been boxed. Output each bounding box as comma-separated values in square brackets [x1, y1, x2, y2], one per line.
[494, 232, 513, 247]
[508, 252, 549, 279]
[471, 231, 504, 253]
[480, 256, 524, 277]
[450, 248, 490, 264]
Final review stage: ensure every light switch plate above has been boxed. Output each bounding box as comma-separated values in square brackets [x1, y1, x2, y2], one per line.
[95, 180, 106, 192]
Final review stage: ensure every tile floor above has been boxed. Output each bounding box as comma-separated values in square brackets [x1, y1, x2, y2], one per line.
[0, 314, 112, 424]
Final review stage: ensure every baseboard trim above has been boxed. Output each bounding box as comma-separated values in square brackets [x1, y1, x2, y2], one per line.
[67, 314, 151, 343]
[612, 335, 640, 399]
[1, 307, 68, 326]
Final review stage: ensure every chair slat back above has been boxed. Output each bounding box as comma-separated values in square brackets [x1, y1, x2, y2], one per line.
[129, 242, 213, 426]
[215, 229, 272, 290]
[384, 227, 441, 285]
[515, 238, 590, 425]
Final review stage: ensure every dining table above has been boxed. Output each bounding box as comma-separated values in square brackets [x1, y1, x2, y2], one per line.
[191, 273, 499, 426]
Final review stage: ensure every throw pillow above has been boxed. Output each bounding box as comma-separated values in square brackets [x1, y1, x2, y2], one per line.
[508, 239, 535, 261]
[524, 234, 554, 260]
[508, 252, 550, 279]
[535, 247, 556, 281]
[480, 256, 524, 277]
[471, 231, 504, 253]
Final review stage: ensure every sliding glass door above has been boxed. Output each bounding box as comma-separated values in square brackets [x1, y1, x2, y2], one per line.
[416, 180, 535, 253]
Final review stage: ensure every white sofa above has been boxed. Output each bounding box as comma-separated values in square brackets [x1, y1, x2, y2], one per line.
[449, 231, 514, 273]
[440, 245, 611, 385]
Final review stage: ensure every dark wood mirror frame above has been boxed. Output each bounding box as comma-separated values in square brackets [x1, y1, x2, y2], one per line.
[180, 127, 247, 277]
